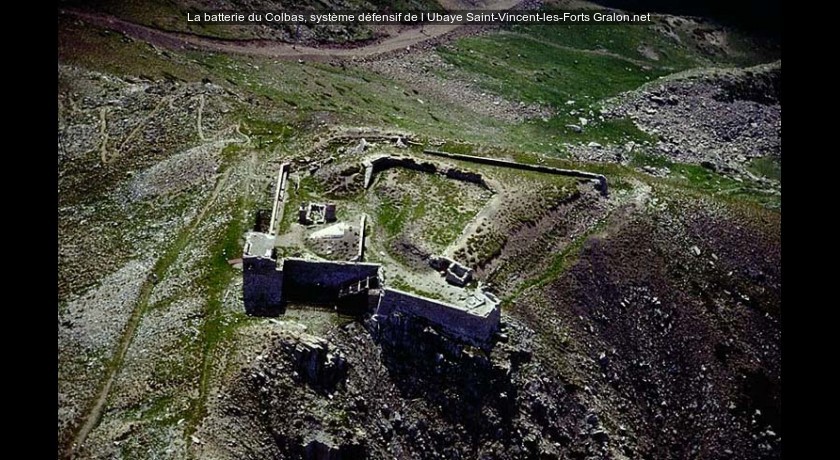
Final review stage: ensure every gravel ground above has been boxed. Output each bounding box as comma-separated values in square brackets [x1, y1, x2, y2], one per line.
[602, 62, 781, 175]
[127, 141, 224, 201]
[359, 51, 554, 123]
[58, 258, 153, 444]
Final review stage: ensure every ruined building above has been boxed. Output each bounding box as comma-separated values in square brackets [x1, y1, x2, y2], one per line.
[242, 150, 608, 348]
[243, 235, 501, 348]
[243, 162, 502, 348]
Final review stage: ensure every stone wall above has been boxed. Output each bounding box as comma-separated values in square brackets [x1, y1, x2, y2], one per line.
[355, 215, 367, 262]
[255, 209, 273, 233]
[375, 288, 500, 348]
[364, 155, 436, 188]
[444, 167, 485, 186]
[281, 258, 381, 303]
[243, 256, 283, 315]
[363, 155, 490, 189]
[423, 149, 608, 195]
[268, 163, 290, 236]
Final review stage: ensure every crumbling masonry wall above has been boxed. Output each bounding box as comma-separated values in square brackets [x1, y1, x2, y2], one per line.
[268, 163, 290, 236]
[375, 288, 500, 348]
[363, 155, 490, 189]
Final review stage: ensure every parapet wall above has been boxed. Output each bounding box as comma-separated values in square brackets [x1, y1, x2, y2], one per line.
[375, 288, 500, 348]
[281, 258, 380, 303]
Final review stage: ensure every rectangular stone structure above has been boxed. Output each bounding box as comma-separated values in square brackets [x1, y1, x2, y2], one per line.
[243, 231, 282, 315]
[243, 256, 283, 315]
[375, 288, 500, 348]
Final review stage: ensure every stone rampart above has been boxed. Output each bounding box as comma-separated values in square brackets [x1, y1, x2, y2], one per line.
[375, 288, 500, 348]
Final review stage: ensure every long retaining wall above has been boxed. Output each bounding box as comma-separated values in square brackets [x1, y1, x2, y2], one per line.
[423, 149, 608, 195]
[268, 163, 290, 236]
[375, 288, 500, 348]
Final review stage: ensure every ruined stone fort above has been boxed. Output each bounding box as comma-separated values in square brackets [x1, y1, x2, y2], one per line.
[242, 148, 607, 349]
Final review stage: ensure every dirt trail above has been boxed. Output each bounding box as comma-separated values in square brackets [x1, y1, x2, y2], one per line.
[65, 167, 232, 459]
[97, 107, 109, 164]
[197, 94, 206, 141]
[118, 95, 172, 156]
[61, 0, 524, 61]
[444, 180, 505, 259]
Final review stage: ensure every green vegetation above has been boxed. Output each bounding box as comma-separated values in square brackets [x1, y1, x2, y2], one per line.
[748, 155, 781, 181]
[424, 174, 478, 247]
[58, 9, 780, 454]
[459, 226, 505, 267]
[376, 194, 415, 238]
[185, 184, 260, 435]
[240, 119, 293, 152]
[510, 23, 701, 70]
[632, 153, 780, 208]
[439, 141, 477, 156]
[61, 13, 774, 167]
[437, 29, 674, 151]
[193, 52, 512, 143]
[436, 19, 773, 153]
[439, 33, 670, 106]
[366, 168, 488, 257]
[505, 216, 609, 305]
[58, 19, 203, 82]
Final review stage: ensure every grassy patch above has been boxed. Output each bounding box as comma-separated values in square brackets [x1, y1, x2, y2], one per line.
[460, 227, 506, 267]
[506, 216, 609, 304]
[631, 152, 780, 208]
[367, 168, 488, 255]
[509, 22, 701, 70]
[437, 31, 671, 151]
[747, 155, 781, 181]
[240, 118, 293, 152]
[440, 141, 476, 156]
[377, 194, 413, 238]
[435, 19, 775, 153]
[439, 33, 667, 108]
[183, 196, 254, 435]
[58, 18, 203, 82]
[192, 52, 511, 144]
